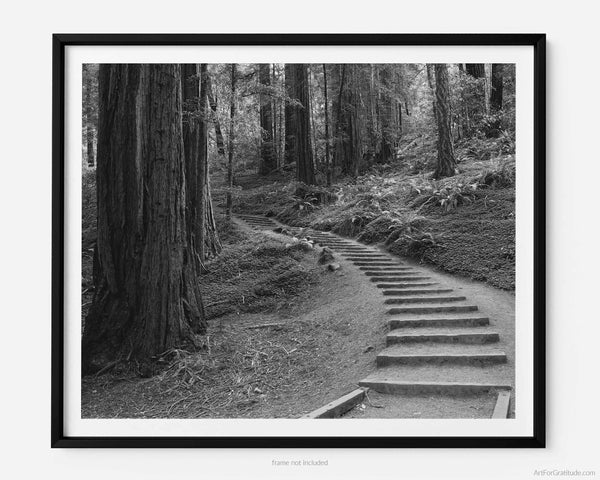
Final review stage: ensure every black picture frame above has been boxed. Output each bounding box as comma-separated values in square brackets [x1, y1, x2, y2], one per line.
[52, 33, 546, 448]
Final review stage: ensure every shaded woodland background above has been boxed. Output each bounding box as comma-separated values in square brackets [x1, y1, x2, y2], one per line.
[81, 63, 515, 377]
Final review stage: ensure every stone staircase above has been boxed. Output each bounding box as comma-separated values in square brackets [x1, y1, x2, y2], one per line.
[235, 214, 513, 418]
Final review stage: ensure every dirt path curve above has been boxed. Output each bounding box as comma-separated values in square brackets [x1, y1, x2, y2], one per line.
[235, 214, 515, 419]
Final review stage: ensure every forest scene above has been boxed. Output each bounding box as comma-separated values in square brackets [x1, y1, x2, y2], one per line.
[81, 62, 516, 419]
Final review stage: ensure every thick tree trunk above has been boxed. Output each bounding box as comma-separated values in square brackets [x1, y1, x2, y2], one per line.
[490, 64, 504, 111]
[291, 64, 315, 184]
[259, 64, 276, 174]
[284, 64, 296, 165]
[181, 65, 221, 268]
[226, 64, 236, 217]
[433, 64, 457, 178]
[82, 64, 206, 373]
[333, 64, 361, 177]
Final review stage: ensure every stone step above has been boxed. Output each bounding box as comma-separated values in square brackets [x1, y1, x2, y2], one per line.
[353, 262, 401, 267]
[372, 276, 432, 282]
[382, 288, 454, 296]
[359, 266, 412, 271]
[376, 282, 439, 288]
[376, 346, 507, 366]
[388, 304, 478, 314]
[365, 271, 419, 276]
[389, 316, 490, 329]
[359, 363, 512, 394]
[342, 254, 388, 258]
[386, 330, 500, 345]
[384, 295, 467, 305]
[358, 379, 511, 396]
[318, 243, 354, 247]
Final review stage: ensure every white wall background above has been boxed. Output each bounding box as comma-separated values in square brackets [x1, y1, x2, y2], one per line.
[0, 1, 597, 478]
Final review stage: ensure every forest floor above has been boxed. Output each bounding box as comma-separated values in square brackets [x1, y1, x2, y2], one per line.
[81, 215, 386, 418]
[81, 133, 516, 418]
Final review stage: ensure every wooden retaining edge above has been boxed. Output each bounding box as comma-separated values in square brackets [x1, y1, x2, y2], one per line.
[491, 389, 512, 419]
[300, 387, 369, 419]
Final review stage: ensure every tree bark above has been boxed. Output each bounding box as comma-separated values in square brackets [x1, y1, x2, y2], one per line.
[433, 64, 457, 178]
[291, 64, 315, 184]
[490, 63, 504, 111]
[181, 65, 221, 269]
[82, 64, 206, 373]
[205, 72, 226, 155]
[284, 64, 296, 165]
[333, 64, 361, 177]
[226, 64, 237, 217]
[379, 65, 395, 164]
[259, 64, 276, 174]
[323, 64, 332, 186]
[465, 64, 485, 78]
[83, 65, 96, 167]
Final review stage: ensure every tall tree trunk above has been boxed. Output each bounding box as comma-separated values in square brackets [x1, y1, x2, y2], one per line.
[433, 64, 457, 178]
[205, 72, 226, 155]
[226, 64, 237, 218]
[181, 65, 221, 268]
[83, 65, 95, 167]
[291, 64, 315, 184]
[181, 64, 202, 261]
[333, 64, 361, 177]
[284, 64, 296, 165]
[82, 64, 206, 373]
[198, 65, 221, 259]
[490, 63, 504, 111]
[259, 64, 275, 174]
[323, 64, 332, 186]
[379, 65, 394, 164]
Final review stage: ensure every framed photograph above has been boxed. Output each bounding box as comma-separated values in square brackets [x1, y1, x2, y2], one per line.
[52, 33, 545, 448]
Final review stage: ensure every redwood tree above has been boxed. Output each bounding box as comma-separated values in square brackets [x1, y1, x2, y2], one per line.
[259, 63, 276, 174]
[284, 64, 296, 165]
[490, 63, 504, 111]
[291, 64, 315, 184]
[181, 64, 221, 265]
[82, 64, 206, 373]
[333, 64, 361, 177]
[433, 64, 457, 178]
[83, 64, 97, 167]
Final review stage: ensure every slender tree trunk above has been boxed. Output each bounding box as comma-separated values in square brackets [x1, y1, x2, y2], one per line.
[259, 64, 275, 174]
[284, 64, 296, 165]
[198, 65, 221, 259]
[323, 64, 332, 186]
[205, 72, 226, 155]
[433, 64, 457, 178]
[226, 64, 236, 218]
[84, 65, 95, 167]
[490, 64, 504, 111]
[291, 64, 315, 184]
[379, 65, 394, 164]
[83, 64, 206, 373]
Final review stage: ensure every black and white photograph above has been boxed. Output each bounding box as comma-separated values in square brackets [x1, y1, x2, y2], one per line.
[52, 35, 545, 446]
[6, 0, 600, 477]
[79, 61, 519, 422]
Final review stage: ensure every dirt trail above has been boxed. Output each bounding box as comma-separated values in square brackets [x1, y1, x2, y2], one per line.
[237, 214, 515, 419]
